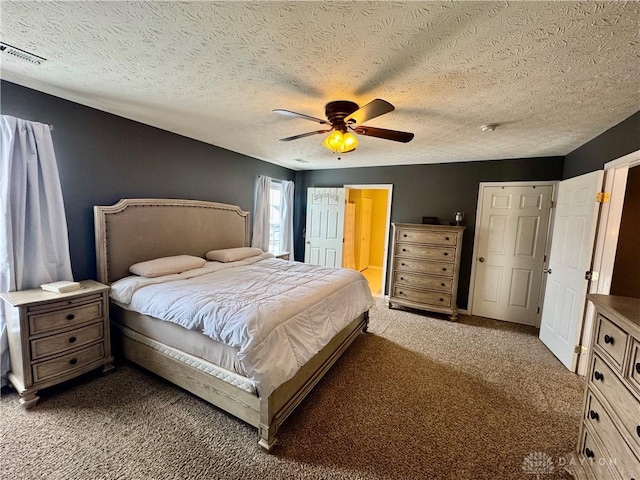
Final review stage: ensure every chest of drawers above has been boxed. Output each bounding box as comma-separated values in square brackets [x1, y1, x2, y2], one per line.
[1, 280, 113, 408]
[564, 295, 640, 480]
[388, 223, 465, 320]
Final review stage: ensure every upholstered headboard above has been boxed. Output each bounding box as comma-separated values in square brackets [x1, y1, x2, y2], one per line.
[94, 198, 250, 284]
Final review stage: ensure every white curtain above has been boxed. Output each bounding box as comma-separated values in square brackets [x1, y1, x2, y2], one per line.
[280, 180, 295, 259]
[251, 175, 272, 252]
[1, 115, 73, 387]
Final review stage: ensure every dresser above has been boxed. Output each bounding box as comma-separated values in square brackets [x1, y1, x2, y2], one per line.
[564, 295, 640, 480]
[388, 223, 465, 320]
[1, 280, 113, 408]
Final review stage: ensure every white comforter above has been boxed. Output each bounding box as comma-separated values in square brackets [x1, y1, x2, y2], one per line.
[110, 254, 374, 396]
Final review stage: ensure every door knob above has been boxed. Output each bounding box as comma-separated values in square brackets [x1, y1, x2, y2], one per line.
[478, 257, 485, 263]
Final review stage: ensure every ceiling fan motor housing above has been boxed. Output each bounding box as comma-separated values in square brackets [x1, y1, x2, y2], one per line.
[325, 100, 359, 131]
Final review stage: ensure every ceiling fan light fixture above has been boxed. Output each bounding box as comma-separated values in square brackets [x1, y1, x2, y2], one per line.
[322, 130, 358, 153]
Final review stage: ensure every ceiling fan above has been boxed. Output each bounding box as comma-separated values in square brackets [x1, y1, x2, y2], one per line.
[273, 99, 414, 154]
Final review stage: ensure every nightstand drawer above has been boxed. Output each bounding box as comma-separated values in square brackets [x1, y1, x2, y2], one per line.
[396, 228, 458, 246]
[595, 314, 628, 371]
[392, 286, 451, 308]
[395, 243, 456, 262]
[31, 322, 103, 361]
[394, 258, 454, 277]
[32, 342, 105, 383]
[393, 272, 452, 292]
[29, 301, 103, 336]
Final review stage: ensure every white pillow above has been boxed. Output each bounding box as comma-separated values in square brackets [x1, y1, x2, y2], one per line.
[206, 247, 263, 263]
[129, 255, 206, 278]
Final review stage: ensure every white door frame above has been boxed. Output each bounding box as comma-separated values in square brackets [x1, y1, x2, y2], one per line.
[576, 149, 640, 375]
[468, 180, 558, 325]
[344, 184, 393, 297]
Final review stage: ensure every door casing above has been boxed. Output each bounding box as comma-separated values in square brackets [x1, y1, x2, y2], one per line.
[344, 184, 393, 297]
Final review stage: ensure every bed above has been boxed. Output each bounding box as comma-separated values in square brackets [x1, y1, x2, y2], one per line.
[93, 198, 373, 450]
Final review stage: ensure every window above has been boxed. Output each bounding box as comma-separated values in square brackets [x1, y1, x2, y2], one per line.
[268, 180, 282, 254]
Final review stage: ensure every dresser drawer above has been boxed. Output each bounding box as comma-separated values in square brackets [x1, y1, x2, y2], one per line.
[395, 243, 456, 262]
[396, 228, 458, 246]
[394, 258, 454, 277]
[30, 322, 103, 361]
[28, 301, 103, 336]
[595, 314, 629, 371]
[590, 354, 640, 451]
[392, 286, 451, 308]
[628, 340, 640, 396]
[393, 272, 452, 292]
[580, 427, 618, 479]
[32, 342, 105, 383]
[584, 390, 640, 476]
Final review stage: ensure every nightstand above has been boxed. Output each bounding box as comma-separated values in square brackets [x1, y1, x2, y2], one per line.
[275, 252, 290, 261]
[1, 280, 113, 408]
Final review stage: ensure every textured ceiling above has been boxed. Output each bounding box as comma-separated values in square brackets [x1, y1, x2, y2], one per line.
[1, 1, 639, 170]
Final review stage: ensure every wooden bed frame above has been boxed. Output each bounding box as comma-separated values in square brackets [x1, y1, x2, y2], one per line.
[94, 198, 369, 450]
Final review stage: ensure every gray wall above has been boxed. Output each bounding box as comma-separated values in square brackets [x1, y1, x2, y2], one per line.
[297, 158, 564, 309]
[563, 111, 640, 179]
[5, 78, 636, 312]
[1, 80, 295, 281]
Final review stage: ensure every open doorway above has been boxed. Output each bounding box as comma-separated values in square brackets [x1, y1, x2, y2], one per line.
[343, 184, 393, 297]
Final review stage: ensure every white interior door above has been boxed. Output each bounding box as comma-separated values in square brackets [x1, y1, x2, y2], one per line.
[471, 184, 554, 326]
[305, 187, 345, 267]
[539, 170, 604, 370]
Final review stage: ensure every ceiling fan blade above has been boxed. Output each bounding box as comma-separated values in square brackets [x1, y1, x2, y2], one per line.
[344, 99, 395, 126]
[353, 126, 414, 143]
[273, 109, 330, 125]
[279, 130, 332, 142]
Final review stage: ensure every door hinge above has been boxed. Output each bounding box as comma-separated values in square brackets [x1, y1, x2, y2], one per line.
[537, 307, 540, 314]
[574, 345, 588, 355]
[595, 192, 610, 203]
[585, 271, 599, 281]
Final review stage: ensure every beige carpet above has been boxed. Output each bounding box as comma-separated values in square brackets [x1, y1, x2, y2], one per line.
[0, 299, 584, 480]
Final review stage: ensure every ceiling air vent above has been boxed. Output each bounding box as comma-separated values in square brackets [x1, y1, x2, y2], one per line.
[0, 42, 46, 65]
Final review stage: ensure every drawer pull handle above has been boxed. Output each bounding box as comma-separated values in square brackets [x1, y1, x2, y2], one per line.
[68, 336, 77, 343]
[584, 448, 594, 459]
[444, 252, 448, 256]
[593, 371, 604, 381]
[442, 267, 447, 272]
[66, 314, 75, 321]
[69, 358, 78, 365]
[603, 334, 614, 345]
[636, 362, 640, 374]
[402, 248, 407, 252]
[401, 263, 406, 266]
[439, 298, 444, 302]
[399, 291, 403, 295]
[445, 237, 450, 240]
[589, 410, 599, 421]
[403, 234, 407, 237]
[400, 277, 405, 281]
[441, 283, 445, 287]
